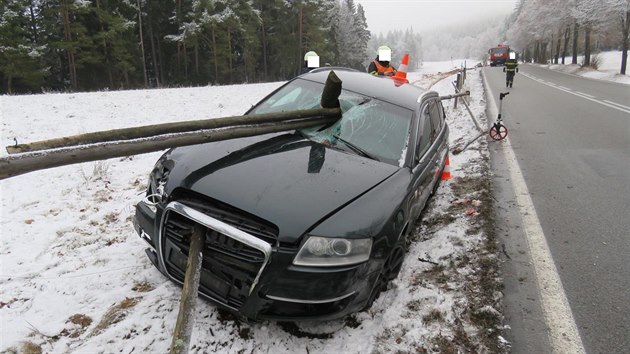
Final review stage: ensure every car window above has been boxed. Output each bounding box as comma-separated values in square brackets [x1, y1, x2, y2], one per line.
[269, 86, 303, 108]
[416, 105, 433, 162]
[250, 81, 320, 113]
[249, 79, 364, 115]
[491, 47, 508, 54]
[429, 100, 443, 137]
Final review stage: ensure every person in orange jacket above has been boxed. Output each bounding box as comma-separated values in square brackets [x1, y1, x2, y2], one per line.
[368, 46, 397, 76]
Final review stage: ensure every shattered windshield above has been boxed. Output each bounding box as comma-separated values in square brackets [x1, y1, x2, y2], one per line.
[249, 78, 413, 166]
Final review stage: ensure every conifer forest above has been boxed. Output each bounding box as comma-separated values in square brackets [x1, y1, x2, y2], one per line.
[0, 0, 371, 93]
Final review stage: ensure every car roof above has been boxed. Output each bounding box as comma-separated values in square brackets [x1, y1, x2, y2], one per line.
[298, 68, 428, 111]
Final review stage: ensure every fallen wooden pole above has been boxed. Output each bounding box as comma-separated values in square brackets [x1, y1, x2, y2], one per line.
[169, 223, 205, 354]
[6, 107, 341, 154]
[0, 117, 338, 180]
[452, 129, 487, 155]
[7, 70, 343, 155]
[1, 70, 343, 180]
[438, 91, 470, 101]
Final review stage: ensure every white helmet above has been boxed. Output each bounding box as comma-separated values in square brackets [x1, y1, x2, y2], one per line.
[304, 51, 320, 68]
[377, 46, 391, 61]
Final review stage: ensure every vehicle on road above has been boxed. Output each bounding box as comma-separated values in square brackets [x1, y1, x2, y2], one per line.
[489, 44, 509, 66]
[133, 68, 450, 321]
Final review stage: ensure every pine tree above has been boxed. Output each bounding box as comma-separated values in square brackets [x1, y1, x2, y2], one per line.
[0, 0, 46, 93]
[353, 3, 370, 69]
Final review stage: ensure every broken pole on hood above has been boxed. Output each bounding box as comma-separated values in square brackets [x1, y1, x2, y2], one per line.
[0, 71, 343, 180]
[6, 108, 340, 155]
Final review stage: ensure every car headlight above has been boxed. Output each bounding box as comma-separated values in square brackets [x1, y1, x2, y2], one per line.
[293, 236, 372, 267]
[143, 160, 170, 209]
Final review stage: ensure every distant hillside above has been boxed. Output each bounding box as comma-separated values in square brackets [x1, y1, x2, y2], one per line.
[421, 15, 510, 61]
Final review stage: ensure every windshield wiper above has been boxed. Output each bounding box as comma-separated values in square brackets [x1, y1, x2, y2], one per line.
[332, 135, 380, 161]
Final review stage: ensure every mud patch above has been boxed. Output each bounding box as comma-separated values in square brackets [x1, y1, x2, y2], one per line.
[132, 281, 155, 293]
[90, 297, 140, 337]
[61, 313, 93, 338]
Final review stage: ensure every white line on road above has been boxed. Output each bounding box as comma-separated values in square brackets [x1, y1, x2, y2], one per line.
[484, 72, 586, 354]
[604, 99, 630, 111]
[575, 91, 595, 98]
[522, 74, 630, 114]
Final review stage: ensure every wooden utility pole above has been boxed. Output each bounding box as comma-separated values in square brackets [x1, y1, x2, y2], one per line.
[1, 113, 339, 180]
[169, 223, 205, 354]
[2, 71, 343, 180]
[7, 108, 341, 154]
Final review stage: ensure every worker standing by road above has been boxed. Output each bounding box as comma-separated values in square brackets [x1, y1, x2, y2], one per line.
[503, 52, 519, 88]
[368, 46, 397, 76]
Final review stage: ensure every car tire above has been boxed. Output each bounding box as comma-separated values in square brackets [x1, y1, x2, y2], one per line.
[364, 244, 406, 309]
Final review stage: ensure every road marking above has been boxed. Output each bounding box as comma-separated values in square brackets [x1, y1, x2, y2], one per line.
[575, 91, 594, 98]
[484, 71, 586, 354]
[522, 74, 630, 114]
[604, 99, 630, 111]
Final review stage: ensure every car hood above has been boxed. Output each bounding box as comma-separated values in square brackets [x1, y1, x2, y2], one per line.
[164, 133, 399, 243]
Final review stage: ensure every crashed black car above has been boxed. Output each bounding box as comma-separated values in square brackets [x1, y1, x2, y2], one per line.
[134, 68, 449, 321]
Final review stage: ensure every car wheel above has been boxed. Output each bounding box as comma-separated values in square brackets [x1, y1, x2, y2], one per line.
[364, 245, 406, 309]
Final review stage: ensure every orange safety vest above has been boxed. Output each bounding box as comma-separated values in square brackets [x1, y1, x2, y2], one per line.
[372, 60, 395, 75]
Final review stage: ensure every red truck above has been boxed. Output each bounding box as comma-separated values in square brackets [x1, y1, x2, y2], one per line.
[489, 44, 509, 66]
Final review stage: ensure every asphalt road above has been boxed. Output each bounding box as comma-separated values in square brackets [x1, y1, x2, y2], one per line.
[484, 64, 629, 354]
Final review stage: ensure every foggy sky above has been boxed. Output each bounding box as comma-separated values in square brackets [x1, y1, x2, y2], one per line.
[355, 0, 518, 34]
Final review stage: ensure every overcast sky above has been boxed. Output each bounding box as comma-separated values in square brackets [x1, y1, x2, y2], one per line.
[355, 0, 518, 34]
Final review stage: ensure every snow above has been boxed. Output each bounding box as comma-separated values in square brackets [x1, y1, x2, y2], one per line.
[537, 50, 630, 85]
[1, 62, 501, 353]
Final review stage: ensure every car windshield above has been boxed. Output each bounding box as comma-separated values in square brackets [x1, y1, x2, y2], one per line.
[249, 78, 413, 166]
[491, 47, 508, 54]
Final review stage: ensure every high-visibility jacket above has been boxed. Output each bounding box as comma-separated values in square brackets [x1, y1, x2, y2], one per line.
[505, 60, 518, 72]
[370, 60, 396, 76]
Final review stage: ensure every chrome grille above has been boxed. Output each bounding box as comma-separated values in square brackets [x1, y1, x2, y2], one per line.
[173, 190, 278, 245]
[159, 201, 272, 310]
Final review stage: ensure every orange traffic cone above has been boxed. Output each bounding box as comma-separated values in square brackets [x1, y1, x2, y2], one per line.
[392, 53, 409, 84]
[441, 154, 452, 180]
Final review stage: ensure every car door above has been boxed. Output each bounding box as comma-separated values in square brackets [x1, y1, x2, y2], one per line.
[427, 99, 449, 190]
[409, 97, 448, 221]
[409, 101, 436, 221]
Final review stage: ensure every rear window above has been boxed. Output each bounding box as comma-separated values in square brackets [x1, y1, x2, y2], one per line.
[248, 79, 413, 166]
[491, 47, 508, 54]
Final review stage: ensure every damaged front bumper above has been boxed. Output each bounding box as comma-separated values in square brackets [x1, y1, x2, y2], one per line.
[133, 199, 376, 321]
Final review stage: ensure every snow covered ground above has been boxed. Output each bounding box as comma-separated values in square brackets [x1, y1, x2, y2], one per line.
[1, 61, 506, 353]
[537, 50, 630, 85]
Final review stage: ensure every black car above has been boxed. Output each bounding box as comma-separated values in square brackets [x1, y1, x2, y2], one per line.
[133, 68, 449, 321]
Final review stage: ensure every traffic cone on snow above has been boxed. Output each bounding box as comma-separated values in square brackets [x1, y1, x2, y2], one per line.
[392, 53, 409, 84]
[441, 154, 452, 181]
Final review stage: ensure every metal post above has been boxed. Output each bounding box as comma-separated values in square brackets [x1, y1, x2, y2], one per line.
[454, 73, 461, 109]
